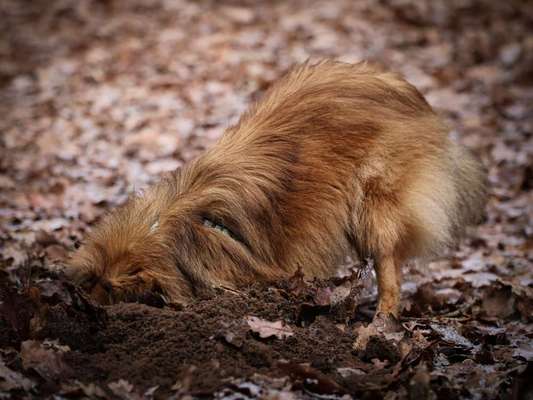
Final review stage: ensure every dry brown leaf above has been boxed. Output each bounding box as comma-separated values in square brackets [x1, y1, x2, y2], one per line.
[0, 359, 35, 392]
[246, 316, 294, 339]
[20, 340, 69, 381]
[353, 323, 379, 352]
[108, 379, 143, 400]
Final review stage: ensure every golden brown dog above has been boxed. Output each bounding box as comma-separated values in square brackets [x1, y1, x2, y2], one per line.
[68, 60, 487, 317]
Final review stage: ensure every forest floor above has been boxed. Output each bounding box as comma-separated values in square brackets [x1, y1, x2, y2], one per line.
[0, 0, 532, 399]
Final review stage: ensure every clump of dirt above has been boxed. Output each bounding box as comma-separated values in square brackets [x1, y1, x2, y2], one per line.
[0, 267, 106, 351]
[66, 289, 358, 396]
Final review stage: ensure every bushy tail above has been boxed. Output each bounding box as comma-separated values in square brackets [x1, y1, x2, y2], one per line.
[448, 143, 488, 236]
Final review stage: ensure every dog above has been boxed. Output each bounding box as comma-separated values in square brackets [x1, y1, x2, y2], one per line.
[67, 60, 487, 318]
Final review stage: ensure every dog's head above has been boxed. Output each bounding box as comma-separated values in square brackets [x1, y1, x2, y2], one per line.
[66, 170, 265, 306]
[67, 173, 192, 305]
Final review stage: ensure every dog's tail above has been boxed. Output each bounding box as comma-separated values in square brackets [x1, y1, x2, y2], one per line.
[448, 142, 488, 236]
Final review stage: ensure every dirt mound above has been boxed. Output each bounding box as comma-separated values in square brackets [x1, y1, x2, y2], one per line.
[66, 286, 358, 396]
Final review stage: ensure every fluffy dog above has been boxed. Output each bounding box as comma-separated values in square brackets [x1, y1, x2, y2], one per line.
[68, 60, 487, 317]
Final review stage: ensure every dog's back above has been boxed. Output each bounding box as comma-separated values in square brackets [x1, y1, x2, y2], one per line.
[183, 60, 487, 315]
[193, 60, 486, 272]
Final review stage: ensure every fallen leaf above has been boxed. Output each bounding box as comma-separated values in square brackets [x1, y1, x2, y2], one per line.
[221, 6, 255, 24]
[278, 361, 345, 394]
[481, 284, 516, 319]
[60, 382, 107, 398]
[0, 359, 35, 391]
[44, 244, 69, 263]
[20, 340, 69, 381]
[408, 363, 434, 400]
[353, 323, 379, 352]
[430, 324, 474, 348]
[314, 283, 352, 306]
[246, 316, 294, 339]
[286, 267, 307, 296]
[513, 339, 533, 361]
[108, 379, 143, 400]
[144, 385, 159, 398]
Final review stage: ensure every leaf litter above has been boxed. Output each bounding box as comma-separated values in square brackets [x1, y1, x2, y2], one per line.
[0, 0, 532, 398]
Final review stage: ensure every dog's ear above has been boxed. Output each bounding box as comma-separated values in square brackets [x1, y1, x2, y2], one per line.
[88, 278, 116, 305]
[63, 258, 92, 288]
[119, 279, 167, 307]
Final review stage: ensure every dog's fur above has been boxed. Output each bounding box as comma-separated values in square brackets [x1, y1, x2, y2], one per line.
[68, 60, 487, 316]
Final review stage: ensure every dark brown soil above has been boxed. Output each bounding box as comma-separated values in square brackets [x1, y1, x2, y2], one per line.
[65, 285, 358, 396]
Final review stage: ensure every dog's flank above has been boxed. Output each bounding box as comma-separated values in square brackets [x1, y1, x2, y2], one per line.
[68, 60, 487, 316]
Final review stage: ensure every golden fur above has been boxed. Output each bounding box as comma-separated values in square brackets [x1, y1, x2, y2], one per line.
[68, 60, 487, 316]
